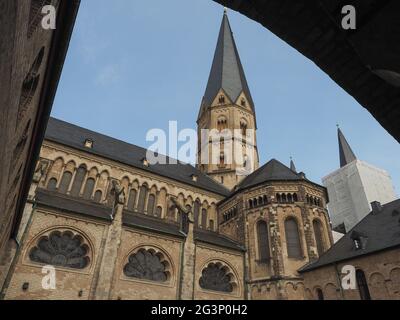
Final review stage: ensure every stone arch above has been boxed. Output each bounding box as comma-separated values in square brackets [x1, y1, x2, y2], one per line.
[137, 182, 149, 213]
[254, 218, 270, 262]
[285, 282, 306, 300]
[70, 164, 87, 197]
[312, 286, 325, 300]
[26, 226, 94, 270]
[312, 218, 326, 256]
[217, 115, 228, 131]
[122, 245, 174, 284]
[283, 215, 303, 259]
[199, 260, 239, 294]
[369, 272, 388, 299]
[324, 283, 340, 300]
[59, 170, 73, 194]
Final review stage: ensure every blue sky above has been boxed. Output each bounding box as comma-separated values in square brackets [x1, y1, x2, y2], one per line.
[52, 0, 400, 194]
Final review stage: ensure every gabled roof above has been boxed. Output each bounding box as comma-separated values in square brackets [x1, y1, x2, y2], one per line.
[299, 198, 400, 272]
[338, 128, 357, 167]
[236, 159, 303, 190]
[201, 11, 255, 112]
[45, 118, 230, 196]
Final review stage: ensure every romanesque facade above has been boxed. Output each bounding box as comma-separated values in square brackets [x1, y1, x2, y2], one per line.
[2, 10, 397, 300]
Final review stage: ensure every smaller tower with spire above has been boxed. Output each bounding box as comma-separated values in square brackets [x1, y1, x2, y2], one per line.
[337, 126, 357, 167]
[323, 127, 397, 232]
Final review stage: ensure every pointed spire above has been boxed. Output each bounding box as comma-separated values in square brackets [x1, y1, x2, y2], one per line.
[338, 126, 357, 167]
[290, 157, 297, 172]
[202, 11, 254, 111]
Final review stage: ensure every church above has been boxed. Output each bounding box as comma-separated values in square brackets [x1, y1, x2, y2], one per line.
[2, 11, 395, 300]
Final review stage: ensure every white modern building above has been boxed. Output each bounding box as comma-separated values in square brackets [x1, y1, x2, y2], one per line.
[323, 128, 397, 232]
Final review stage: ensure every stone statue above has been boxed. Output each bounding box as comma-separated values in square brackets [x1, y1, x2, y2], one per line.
[170, 197, 194, 223]
[33, 161, 47, 183]
[110, 180, 125, 220]
[170, 197, 193, 235]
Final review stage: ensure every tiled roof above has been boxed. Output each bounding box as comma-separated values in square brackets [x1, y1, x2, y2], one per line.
[45, 117, 230, 196]
[299, 199, 400, 272]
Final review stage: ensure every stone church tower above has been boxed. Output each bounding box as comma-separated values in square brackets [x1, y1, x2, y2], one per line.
[197, 11, 259, 190]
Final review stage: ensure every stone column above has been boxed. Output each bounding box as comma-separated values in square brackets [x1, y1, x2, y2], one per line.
[179, 216, 195, 300]
[93, 181, 125, 300]
[171, 198, 196, 300]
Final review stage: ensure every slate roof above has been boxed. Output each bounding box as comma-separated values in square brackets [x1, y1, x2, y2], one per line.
[299, 198, 400, 272]
[34, 189, 244, 252]
[45, 117, 230, 196]
[338, 128, 357, 168]
[201, 12, 255, 117]
[123, 212, 245, 251]
[35, 188, 112, 221]
[236, 159, 304, 191]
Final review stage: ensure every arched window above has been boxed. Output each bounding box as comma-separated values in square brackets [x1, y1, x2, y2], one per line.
[249, 199, 253, 208]
[313, 220, 325, 256]
[83, 178, 95, 200]
[70, 165, 86, 197]
[94, 190, 102, 203]
[240, 98, 246, 107]
[263, 195, 268, 204]
[253, 198, 257, 207]
[209, 219, 214, 231]
[199, 263, 234, 293]
[356, 269, 371, 300]
[287, 193, 293, 203]
[316, 288, 324, 300]
[293, 193, 298, 202]
[47, 178, 57, 191]
[257, 221, 270, 262]
[147, 194, 156, 215]
[194, 200, 201, 226]
[285, 218, 302, 259]
[156, 206, 162, 218]
[127, 188, 137, 211]
[281, 194, 287, 203]
[219, 152, 225, 166]
[29, 230, 90, 269]
[201, 208, 207, 229]
[59, 171, 72, 194]
[219, 95, 225, 104]
[217, 116, 227, 131]
[137, 184, 148, 212]
[276, 193, 281, 203]
[123, 249, 170, 282]
[258, 196, 263, 206]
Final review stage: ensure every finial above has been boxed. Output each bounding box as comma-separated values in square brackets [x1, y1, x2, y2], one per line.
[336, 123, 340, 129]
[224, 7, 227, 14]
[290, 156, 293, 161]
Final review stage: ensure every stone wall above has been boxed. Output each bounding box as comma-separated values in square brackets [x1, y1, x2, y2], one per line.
[302, 248, 400, 300]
